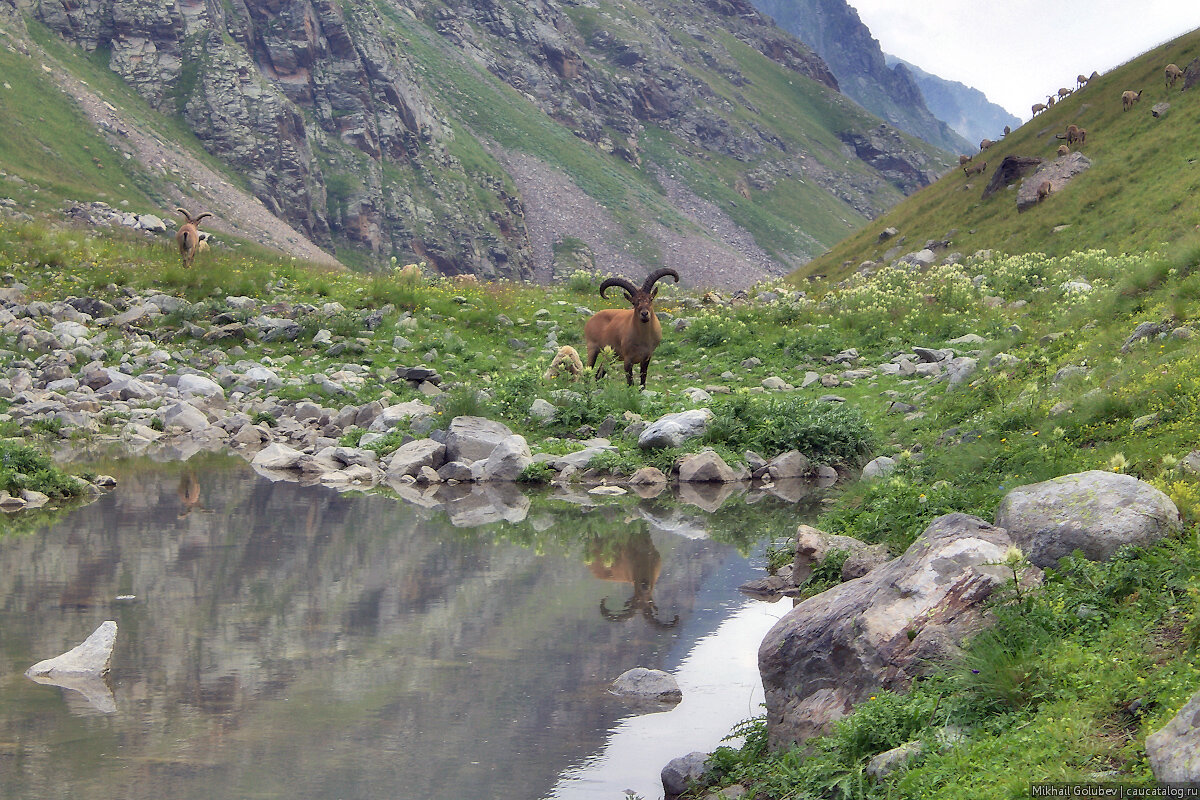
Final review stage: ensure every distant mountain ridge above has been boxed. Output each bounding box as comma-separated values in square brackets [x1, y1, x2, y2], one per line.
[886, 55, 1021, 150]
[0, 0, 952, 288]
[748, 0, 971, 154]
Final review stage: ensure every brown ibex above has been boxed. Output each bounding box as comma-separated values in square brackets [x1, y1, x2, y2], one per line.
[963, 160, 987, 177]
[1122, 89, 1143, 111]
[175, 208, 212, 269]
[584, 268, 679, 388]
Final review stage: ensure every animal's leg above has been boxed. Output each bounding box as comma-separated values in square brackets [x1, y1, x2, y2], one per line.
[639, 357, 651, 388]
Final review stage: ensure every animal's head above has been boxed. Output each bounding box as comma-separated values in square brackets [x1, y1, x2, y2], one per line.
[599, 268, 680, 324]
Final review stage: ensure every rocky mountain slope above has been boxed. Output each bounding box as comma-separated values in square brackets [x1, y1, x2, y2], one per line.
[0, 0, 950, 287]
[887, 55, 1021, 149]
[749, 0, 970, 154]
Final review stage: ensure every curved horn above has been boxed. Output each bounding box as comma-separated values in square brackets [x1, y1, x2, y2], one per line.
[599, 597, 636, 621]
[643, 603, 680, 629]
[599, 277, 638, 300]
[175, 207, 193, 223]
[641, 268, 679, 294]
[193, 213, 213, 226]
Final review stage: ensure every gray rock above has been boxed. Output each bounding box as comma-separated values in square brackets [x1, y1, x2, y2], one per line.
[251, 443, 305, 470]
[445, 416, 518, 463]
[529, 398, 556, 422]
[611, 667, 682, 703]
[766, 450, 810, 480]
[995, 470, 1182, 569]
[160, 402, 210, 432]
[638, 409, 713, 449]
[384, 439, 446, 479]
[1146, 689, 1200, 783]
[26, 620, 117, 680]
[867, 741, 924, 780]
[678, 450, 738, 483]
[176, 373, 224, 399]
[662, 751, 710, 798]
[760, 514, 1031, 749]
[861, 456, 897, 479]
[368, 400, 435, 433]
[629, 466, 668, 485]
[473, 435, 533, 482]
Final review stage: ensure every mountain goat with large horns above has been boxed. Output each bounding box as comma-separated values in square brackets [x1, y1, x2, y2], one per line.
[175, 208, 212, 269]
[584, 268, 679, 388]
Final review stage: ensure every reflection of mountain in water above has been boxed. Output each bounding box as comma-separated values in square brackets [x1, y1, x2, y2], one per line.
[0, 457, 802, 800]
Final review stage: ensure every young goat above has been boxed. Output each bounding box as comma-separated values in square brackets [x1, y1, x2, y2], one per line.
[1122, 89, 1143, 111]
[584, 268, 679, 388]
[963, 160, 987, 177]
[175, 208, 212, 269]
[1166, 63, 1184, 89]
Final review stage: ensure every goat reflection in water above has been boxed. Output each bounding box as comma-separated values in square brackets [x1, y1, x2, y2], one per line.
[586, 527, 679, 628]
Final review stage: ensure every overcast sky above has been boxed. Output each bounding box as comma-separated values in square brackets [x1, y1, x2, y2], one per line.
[845, 1, 1200, 120]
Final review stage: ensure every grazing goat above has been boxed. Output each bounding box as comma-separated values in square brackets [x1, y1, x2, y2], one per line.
[175, 208, 212, 269]
[196, 231, 211, 255]
[1057, 144, 1070, 156]
[1032, 102, 1048, 116]
[584, 268, 679, 388]
[1058, 87, 1072, 100]
[1122, 89, 1143, 111]
[958, 154, 972, 166]
[1056, 124, 1086, 146]
[1036, 180, 1052, 203]
[1077, 73, 1089, 89]
[1047, 95, 1056, 107]
[1166, 63, 1184, 89]
[544, 345, 584, 380]
[963, 160, 987, 177]
[979, 138, 995, 151]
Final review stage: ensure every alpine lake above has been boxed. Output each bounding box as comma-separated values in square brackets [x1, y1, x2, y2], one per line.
[0, 447, 832, 800]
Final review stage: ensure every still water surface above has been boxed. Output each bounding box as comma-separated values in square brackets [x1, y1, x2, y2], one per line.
[0, 455, 818, 800]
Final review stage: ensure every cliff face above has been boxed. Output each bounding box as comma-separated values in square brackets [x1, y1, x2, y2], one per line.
[750, 0, 970, 154]
[12, 0, 951, 282]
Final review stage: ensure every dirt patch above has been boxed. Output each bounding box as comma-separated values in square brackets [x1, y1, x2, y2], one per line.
[499, 151, 791, 291]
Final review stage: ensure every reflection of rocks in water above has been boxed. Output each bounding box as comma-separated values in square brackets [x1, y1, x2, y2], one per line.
[636, 505, 709, 540]
[587, 529, 679, 629]
[445, 482, 531, 526]
[761, 478, 819, 504]
[677, 480, 744, 513]
[385, 480, 531, 525]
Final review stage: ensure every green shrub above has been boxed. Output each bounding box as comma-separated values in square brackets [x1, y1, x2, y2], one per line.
[704, 393, 877, 465]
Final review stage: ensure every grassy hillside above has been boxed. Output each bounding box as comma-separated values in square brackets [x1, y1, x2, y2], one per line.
[795, 28, 1200, 284]
[4, 184, 1200, 793]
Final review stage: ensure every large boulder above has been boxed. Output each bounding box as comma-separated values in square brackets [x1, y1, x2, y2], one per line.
[384, 438, 446, 479]
[444, 416, 517, 463]
[1146, 689, 1200, 783]
[994, 470, 1181, 569]
[759, 513, 1029, 749]
[638, 409, 713, 449]
[1016, 152, 1092, 211]
[472, 435, 533, 482]
[677, 450, 739, 483]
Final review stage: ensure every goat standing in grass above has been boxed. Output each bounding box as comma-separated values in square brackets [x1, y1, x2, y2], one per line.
[175, 208, 212, 269]
[584, 268, 679, 388]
